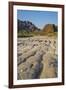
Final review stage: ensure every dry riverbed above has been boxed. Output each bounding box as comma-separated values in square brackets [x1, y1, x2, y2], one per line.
[17, 36, 58, 80]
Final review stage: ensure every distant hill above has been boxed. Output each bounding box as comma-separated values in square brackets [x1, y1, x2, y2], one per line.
[42, 24, 58, 33]
[18, 19, 40, 32]
[17, 20, 58, 37]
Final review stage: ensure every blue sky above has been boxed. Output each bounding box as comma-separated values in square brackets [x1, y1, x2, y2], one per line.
[17, 10, 58, 29]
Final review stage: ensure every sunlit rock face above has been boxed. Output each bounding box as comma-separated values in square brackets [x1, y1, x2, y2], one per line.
[42, 24, 58, 33]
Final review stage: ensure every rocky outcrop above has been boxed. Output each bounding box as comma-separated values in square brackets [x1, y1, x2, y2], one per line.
[18, 19, 40, 32]
[18, 20, 57, 33]
[42, 24, 58, 33]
